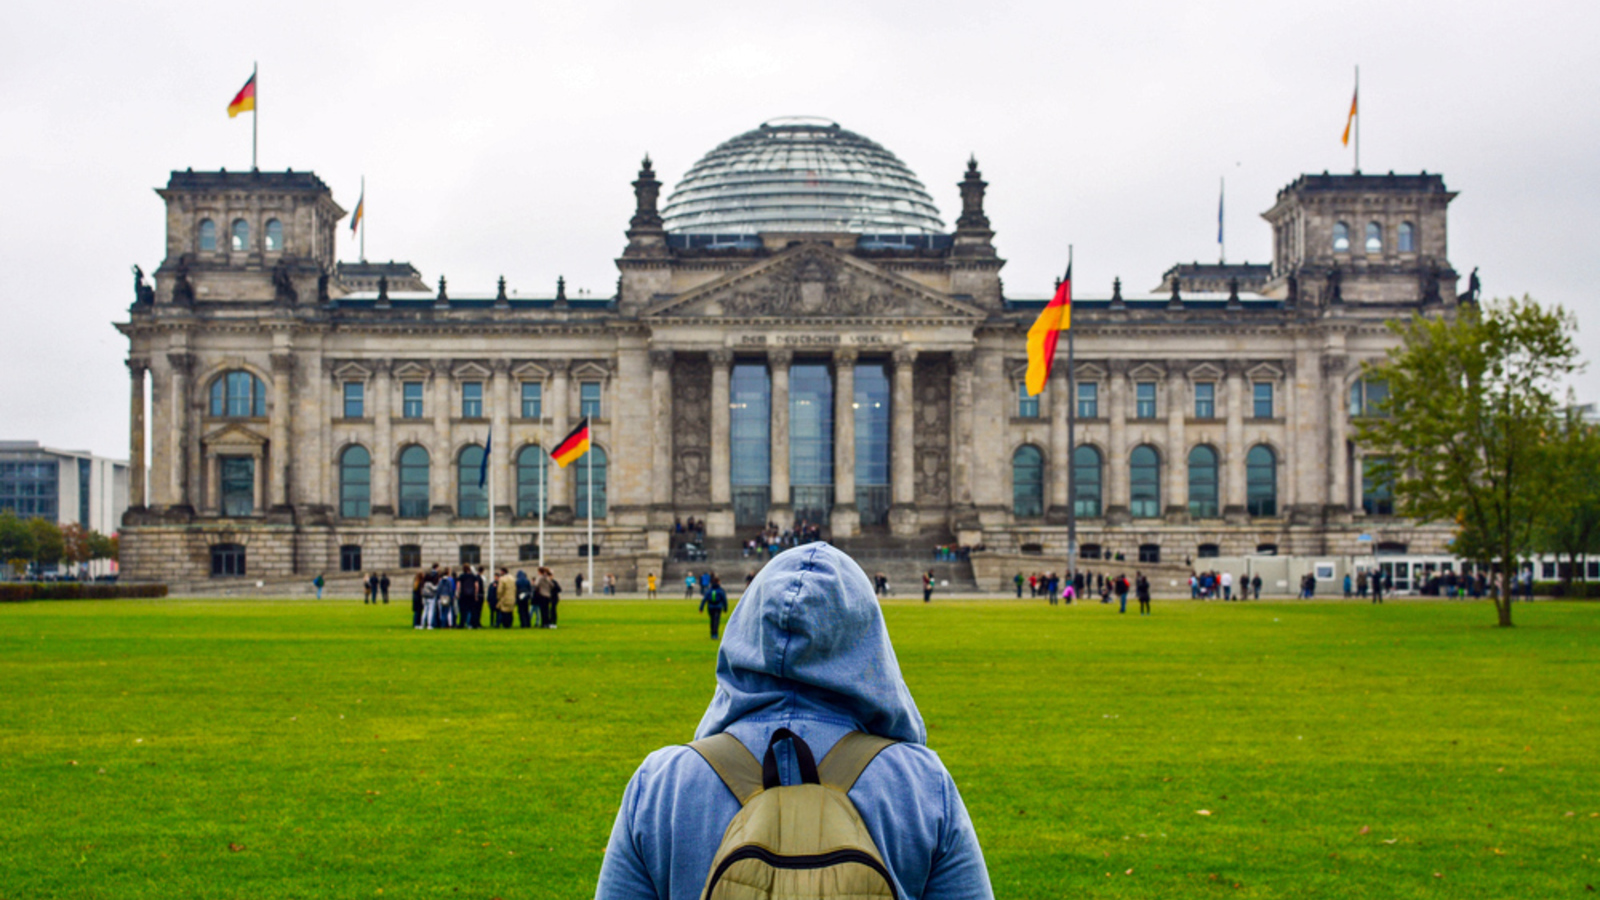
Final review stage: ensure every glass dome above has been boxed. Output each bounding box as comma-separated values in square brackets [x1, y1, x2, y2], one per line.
[661, 117, 946, 235]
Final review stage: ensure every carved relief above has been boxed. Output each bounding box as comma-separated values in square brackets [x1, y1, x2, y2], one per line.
[913, 356, 951, 506]
[715, 255, 914, 318]
[671, 354, 712, 506]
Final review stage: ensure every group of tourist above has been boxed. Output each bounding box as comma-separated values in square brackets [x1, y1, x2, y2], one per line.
[741, 521, 825, 559]
[408, 563, 563, 630]
[361, 573, 391, 604]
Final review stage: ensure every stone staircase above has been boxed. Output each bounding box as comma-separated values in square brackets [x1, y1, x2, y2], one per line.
[661, 532, 979, 596]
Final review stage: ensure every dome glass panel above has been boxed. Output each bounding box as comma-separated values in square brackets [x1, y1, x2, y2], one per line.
[661, 117, 945, 234]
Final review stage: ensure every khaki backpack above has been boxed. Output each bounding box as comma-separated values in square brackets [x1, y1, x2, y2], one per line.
[687, 727, 900, 900]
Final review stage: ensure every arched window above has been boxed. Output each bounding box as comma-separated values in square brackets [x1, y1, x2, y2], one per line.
[458, 445, 487, 518]
[339, 445, 371, 518]
[264, 218, 283, 252]
[1398, 221, 1416, 253]
[1241, 441, 1280, 515]
[575, 446, 608, 519]
[1130, 445, 1160, 518]
[1187, 445, 1219, 518]
[231, 218, 250, 251]
[209, 370, 266, 418]
[1365, 222, 1383, 254]
[1332, 221, 1350, 252]
[1011, 445, 1044, 517]
[1073, 445, 1102, 517]
[516, 445, 548, 517]
[397, 445, 430, 518]
[198, 218, 217, 251]
[1246, 445, 1278, 517]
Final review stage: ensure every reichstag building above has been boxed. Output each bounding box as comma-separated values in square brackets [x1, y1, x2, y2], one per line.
[117, 117, 1464, 585]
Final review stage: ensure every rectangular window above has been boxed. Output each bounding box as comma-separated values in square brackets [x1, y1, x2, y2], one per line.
[78, 458, 91, 526]
[1252, 382, 1274, 419]
[1351, 379, 1391, 417]
[520, 382, 542, 419]
[461, 381, 484, 418]
[339, 544, 362, 572]
[1194, 383, 1215, 419]
[580, 381, 602, 418]
[1077, 382, 1098, 419]
[399, 544, 421, 569]
[1017, 383, 1039, 419]
[211, 544, 246, 577]
[1135, 382, 1156, 419]
[220, 456, 254, 517]
[343, 382, 364, 419]
[1362, 457, 1394, 516]
[402, 382, 424, 418]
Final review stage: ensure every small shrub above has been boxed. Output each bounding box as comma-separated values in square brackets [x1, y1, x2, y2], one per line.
[0, 583, 169, 602]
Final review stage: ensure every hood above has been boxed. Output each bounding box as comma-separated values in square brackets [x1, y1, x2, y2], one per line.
[694, 543, 926, 745]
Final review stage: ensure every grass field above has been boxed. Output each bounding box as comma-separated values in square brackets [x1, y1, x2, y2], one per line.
[2, 595, 1597, 899]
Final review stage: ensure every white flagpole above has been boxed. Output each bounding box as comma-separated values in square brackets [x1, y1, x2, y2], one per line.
[487, 430, 495, 582]
[586, 443, 594, 595]
[538, 444, 545, 568]
[359, 176, 366, 262]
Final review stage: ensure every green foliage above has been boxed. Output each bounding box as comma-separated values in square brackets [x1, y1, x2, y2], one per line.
[25, 516, 65, 567]
[0, 510, 36, 570]
[1531, 409, 1600, 579]
[2, 598, 1599, 898]
[1358, 297, 1582, 626]
[90, 531, 118, 562]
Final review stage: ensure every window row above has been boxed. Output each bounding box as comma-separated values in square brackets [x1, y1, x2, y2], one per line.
[1017, 381, 1276, 420]
[339, 443, 607, 520]
[198, 217, 285, 253]
[205, 369, 603, 420]
[1332, 220, 1416, 255]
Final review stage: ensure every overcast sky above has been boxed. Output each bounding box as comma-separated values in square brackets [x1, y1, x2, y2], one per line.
[3, 0, 1598, 460]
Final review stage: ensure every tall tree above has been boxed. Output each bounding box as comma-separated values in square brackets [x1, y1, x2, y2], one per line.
[1533, 407, 1600, 590]
[0, 511, 36, 577]
[1357, 297, 1581, 627]
[27, 517, 65, 573]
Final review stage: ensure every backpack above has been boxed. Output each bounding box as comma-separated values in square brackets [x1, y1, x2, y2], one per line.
[687, 728, 898, 900]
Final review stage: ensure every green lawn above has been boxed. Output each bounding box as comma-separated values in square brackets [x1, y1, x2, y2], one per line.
[1, 596, 1597, 899]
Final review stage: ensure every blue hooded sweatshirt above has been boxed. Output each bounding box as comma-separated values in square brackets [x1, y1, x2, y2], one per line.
[595, 543, 993, 899]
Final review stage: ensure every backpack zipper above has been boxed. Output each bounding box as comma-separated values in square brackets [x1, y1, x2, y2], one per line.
[705, 845, 897, 899]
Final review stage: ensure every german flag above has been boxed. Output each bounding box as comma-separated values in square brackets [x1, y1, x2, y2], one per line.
[1023, 263, 1071, 396]
[227, 72, 256, 118]
[551, 419, 590, 468]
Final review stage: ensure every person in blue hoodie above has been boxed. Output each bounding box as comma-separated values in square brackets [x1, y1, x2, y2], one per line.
[595, 543, 993, 900]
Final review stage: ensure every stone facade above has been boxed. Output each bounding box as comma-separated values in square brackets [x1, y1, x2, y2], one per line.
[118, 147, 1466, 585]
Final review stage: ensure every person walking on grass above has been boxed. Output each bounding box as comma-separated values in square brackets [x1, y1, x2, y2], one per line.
[1116, 574, 1130, 614]
[546, 568, 564, 628]
[379, 572, 390, 604]
[699, 575, 728, 639]
[1372, 571, 1384, 604]
[313, 573, 325, 600]
[1137, 572, 1151, 615]
[1251, 573, 1262, 601]
[922, 570, 935, 603]
[496, 568, 517, 628]
[685, 573, 697, 599]
[419, 576, 439, 630]
[647, 571, 658, 599]
[595, 543, 994, 900]
[516, 569, 534, 628]
[1014, 572, 1024, 598]
[411, 571, 425, 627]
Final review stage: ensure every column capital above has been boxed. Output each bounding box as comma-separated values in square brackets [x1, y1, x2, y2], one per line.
[126, 356, 149, 376]
[431, 357, 453, 377]
[547, 357, 571, 375]
[166, 352, 195, 374]
[1321, 354, 1348, 378]
[768, 348, 793, 367]
[649, 349, 676, 370]
[1165, 359, 1188, 379]
[1048, 361, 1070, 382]
[491, 358, 511, 374]
[708, 348, 734, 368]
[370, 358, 391, 375]
[1225, 358, 1250, 377]
[1107, 358, 1129, 376]
[892, 347, 918, 367]
[952, 349, 975, 373]
[833, 346, 859, 365]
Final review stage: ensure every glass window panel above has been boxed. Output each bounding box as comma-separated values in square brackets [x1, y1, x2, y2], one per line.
[1136, 382, 1156, 419]
[1246, 444, 1277, 516]
[340, 545, 362, 572]
[231, 219, 249, 251]
[1253, 382, 1273, 418]
[1365, 380, 1389, 417]
[1017, 382, 1039, 418]
[211, 543, 246, 576]
[1365, 222, 1382, 254]
[1073, 445, 1102, 517]
[343, 382, 364, 419]
[1398, 222, 1416, 253]
[521, 382, 542, 419]
[402, 382, 424, 418]
[199, 219, 217, 251]
[1012, 445, 1044, 517]
[265, 218, 283, 252]
[790, 363, 834, 523]
[1130, 445, 1161, 518]
[580, 382, 602, 418]
[398, 445, 430, 517]
[1077, 382, 1098, 419]
[1187, 445, 1218, 518]
[1363, 456, 1394, 516]
[461, 382, 483, 418]
[517, 445, 548, 517]
[1194, 383, 1215, 419]
[853, 363, 891, 527]
[340, 445, 371, 518]
[575, 446, 607, 518]
[1333, 221, 1350, 252]
[458, 445, 487, 518]
[220, 456, 254, 516]
[731, 362, 771, 528]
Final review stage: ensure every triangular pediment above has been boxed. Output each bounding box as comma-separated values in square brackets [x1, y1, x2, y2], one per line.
[202, 422, 268, 449]
[452, 360, 493, 380]
[644, 242, 985, 320]
[511, 360, 550, 381]
[570, 361, 611, 381]
[1127, 362, 1166, 381]
[1187, 362, 1226, 381]
[392, 360, 433, 380]
[330, 360, 373, 382]
[1246, 361, 1285, 382]
[1075, 362, 1108, 381]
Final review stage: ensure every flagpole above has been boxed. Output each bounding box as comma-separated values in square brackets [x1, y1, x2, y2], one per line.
[359, 176, 366, 262]
[586, 443, 594, 596]
[1066, 244, 1077, 588]
[1354, 65, 1360, 174]
[1219, 177, 1225, 264]
[251, 62, 258, 170]
[538, 445, 545, 568]
[488, 429, 496, 583]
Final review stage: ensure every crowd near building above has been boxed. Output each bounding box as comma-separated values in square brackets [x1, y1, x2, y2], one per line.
[117, 117, 1469, 586]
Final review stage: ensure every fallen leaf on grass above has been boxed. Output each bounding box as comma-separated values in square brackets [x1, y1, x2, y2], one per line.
[1433, 872, 1443, 878]
[1357, 825, 1370, 835]
[1567, 812, 1577, 817]
[67, 760, 77, 766]
[228, 843, 245, 852]
[1382, 839, 1398, 845]
[1125, 868, 1134, 875]
[1197, 810, 1212, 816]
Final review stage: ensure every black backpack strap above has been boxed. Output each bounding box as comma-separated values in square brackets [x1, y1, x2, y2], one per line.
[760, 727, 820, 789]
[817, 731, 898, 792]
[686, 733, 763, 805]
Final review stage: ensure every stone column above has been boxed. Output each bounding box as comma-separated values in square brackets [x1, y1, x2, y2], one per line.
[1105, 360, 1129, 522]
[768, 349, 792, 519]
[490, 358, 511, 521]
[831, 347, 858, 537]
[126, 358, 147, 509]
[649, 350, 674, 513]
[1165, 359, 1188, 520]
[951, 350, 976, 519]
[1292, 346, 1322, 522]
[547, 358, 572, 520]
[709, 349, 733, 510]
[1224, 359, 1247, 521]
[370, 359, 393, 517]
[167, 352, 195, 513]
[1047, 363, 1070, 519]
[269, 353, 295, 510]
[1325, 355, 1350, 516]
[431, 358, 453, 516]
[889, 348, 917, 535]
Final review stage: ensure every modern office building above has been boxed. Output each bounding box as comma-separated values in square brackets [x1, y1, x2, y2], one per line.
[0, 441, 129, 575]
